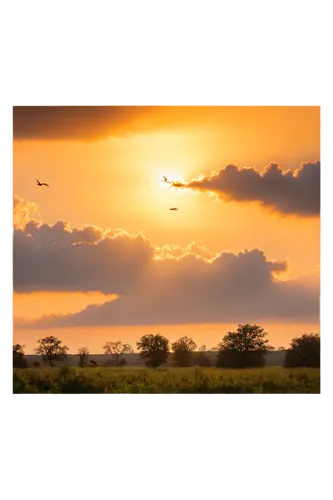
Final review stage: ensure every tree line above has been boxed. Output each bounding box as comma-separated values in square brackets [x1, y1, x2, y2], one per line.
[13, 324, 320, 369]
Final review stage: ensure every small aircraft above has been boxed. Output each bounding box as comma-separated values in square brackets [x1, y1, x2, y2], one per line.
[36, 179, 49, 187]
[169, 207, 179, 211]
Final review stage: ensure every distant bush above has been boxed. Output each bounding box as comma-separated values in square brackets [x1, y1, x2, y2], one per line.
[102, 357, 126, 367]
[102, 358, 115, 367]
[195, 351, 211, 367]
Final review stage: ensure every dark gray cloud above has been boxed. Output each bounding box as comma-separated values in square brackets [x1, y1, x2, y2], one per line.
[13, 106, 148, 141]
[172, 161, 320, 216]
[13, 214, 319, 326]
[13, 106, 212, 141]
[14, 221, 153, 294]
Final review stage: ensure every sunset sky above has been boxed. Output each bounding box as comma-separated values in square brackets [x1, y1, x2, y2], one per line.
[13, 106, 320, 353]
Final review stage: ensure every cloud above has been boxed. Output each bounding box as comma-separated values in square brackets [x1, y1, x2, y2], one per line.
[13, 195, 38, 229]
[13, 209, 319, 327]
[14, 221, 153, 294]
[13, 106, 143, 141]
[154, 242, 216, 261]
[13, 106, 216, 141]
[171, 161, 320, 216]
[10, 102, 278, 141]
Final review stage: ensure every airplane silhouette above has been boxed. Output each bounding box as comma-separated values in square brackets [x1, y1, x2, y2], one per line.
[169, 207, 179, 211]
[36, 179, 49, 187]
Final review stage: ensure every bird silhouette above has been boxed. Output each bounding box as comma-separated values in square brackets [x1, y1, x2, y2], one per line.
[36, 179, 49, 187]
[169, 207, 179, 211]
[162, 176, 171, 184]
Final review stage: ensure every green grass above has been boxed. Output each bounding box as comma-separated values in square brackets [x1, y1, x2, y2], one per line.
[13, 366, 320, 393]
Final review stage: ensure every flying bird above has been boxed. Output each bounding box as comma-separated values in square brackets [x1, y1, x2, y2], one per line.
[162, 176, 171, 184]
[169, 207, 179, 211]
[36, 179, 49, 187]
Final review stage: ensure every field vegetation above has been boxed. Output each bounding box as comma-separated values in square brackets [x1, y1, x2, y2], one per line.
[13, 366, 320, 394]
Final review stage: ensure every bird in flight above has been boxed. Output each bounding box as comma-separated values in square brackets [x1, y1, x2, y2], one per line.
[36, 179, 49, 187]
[169, 207, 179, 211]
[162, 175, 171, 184]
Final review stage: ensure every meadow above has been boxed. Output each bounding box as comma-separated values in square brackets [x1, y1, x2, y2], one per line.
[13, 366, 320, 394]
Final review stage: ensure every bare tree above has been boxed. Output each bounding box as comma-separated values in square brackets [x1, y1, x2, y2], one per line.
[103, 341, 133, 366]
[78, 347, 90, 367]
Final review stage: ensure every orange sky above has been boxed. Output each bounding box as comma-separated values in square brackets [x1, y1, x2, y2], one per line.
[13, 106, 320, 353]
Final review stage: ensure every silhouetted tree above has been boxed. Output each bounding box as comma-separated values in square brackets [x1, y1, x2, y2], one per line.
[103, 341, 133, 366]
[217, 324, 273, 368]
[78, 347, 90, 367]
[284, 333, 320, 368]
[171, 336, 197, 367]
[35, 336, 69, 367]
[13, 344, 28, 368]
[137, 334, 169, 368]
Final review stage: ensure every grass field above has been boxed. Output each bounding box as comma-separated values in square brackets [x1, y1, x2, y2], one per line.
[13, 366, 320, 393]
